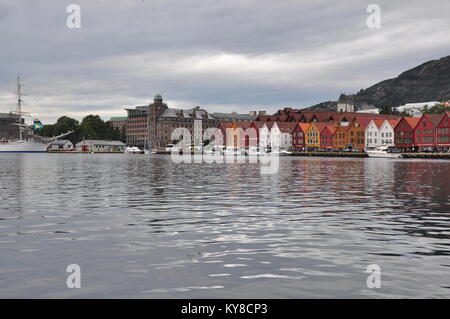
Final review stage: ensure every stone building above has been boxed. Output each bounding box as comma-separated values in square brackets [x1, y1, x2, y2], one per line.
[108, 117, 127, 131]
[336, 94, 355, 113]
[148, 94, 217, 149]
[125, 106, 148, 147]
[212, 111, 257, 123]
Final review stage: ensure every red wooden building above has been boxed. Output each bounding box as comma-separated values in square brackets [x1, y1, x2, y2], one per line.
[394, 117, 420, 151]
[436, 111, 450, 151]
[320, 125, 337, 150]
[292, 123, 310, 151]
[413, 114, 443, 151]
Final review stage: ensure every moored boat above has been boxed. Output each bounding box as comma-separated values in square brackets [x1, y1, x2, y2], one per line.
[366, 145, 402, 158]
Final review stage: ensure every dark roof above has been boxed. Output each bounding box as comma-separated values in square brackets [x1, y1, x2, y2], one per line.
[212, 112, 256, 121]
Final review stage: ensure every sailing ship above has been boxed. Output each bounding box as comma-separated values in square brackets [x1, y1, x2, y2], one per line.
[0, 76, 73, 153]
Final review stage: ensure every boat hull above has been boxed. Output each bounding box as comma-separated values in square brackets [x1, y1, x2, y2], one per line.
[0, 141, 48, 153]
[366, 151, 402, 158]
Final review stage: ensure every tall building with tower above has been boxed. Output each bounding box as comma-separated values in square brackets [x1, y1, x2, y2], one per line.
[336, 94, 355, 113]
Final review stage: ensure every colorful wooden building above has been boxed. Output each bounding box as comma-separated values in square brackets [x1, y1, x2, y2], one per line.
[345, 119, 366, 151]
[333, 123, 349, 150]
[413, 114, 443, 151]
[292, 123, 310, 151]
[320, 125, 337, 150]
[436, 112, 450, 151]
[394, 117, 420, 151]
[305, 122, 324, 151]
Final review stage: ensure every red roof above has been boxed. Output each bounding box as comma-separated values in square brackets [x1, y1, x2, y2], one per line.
[402, 117, 420, 129]
[275, 122, 298, 133]
[355, 118, 372, 129]
[313, 122, 328, 133]
[264, 121, 275, 130]
[325, 125, 337, 135]
[251, 121, 266, 128]
[387, 119, 399, 128]
[297, 123, 311, 133]
[424, 114, 445, 127]
[234, 121, 253, 129]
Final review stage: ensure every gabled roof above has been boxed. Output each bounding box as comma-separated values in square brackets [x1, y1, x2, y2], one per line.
[297, 123, 311, 133]
[371, 119, 384, 129]
[276, 115, 289, 122]
[387, 119, 399, 128]
[356, 118, 372, 129]
[288, 113, 303, 122]
[325, 125, 337, 135]
[312, 122, 328, 133]
[263, 121, 275, 130]
[400, 117, 420, 129]
[423, 113, 445, 127]
[275, 122, 298, 133]
[251, 121, 266, 128]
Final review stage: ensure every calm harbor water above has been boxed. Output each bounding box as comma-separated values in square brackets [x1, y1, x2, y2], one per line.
[0, 154, 449, 298]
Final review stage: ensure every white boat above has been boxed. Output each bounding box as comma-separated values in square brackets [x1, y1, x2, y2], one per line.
[0, 139, 49, 153]
[366, 145, 402, 158]
[0, 76, 73, 153]
[264, 148, 292, 156]
[124, 146, 143, 154]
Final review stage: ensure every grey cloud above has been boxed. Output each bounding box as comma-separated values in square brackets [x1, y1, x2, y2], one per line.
[0, 0, 449, 123]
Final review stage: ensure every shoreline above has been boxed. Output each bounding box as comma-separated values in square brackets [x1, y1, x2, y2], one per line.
[39, 150, 450, 159]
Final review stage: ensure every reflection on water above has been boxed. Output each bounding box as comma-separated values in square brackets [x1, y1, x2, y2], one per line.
[0, 154, 449, 298]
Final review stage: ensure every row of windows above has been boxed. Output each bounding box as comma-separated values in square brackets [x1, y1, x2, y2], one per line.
[417, 129, 434, 135]
[397, 138, 413, 144]
[349, 138, 363, 144]
[417, 136, 435, 143]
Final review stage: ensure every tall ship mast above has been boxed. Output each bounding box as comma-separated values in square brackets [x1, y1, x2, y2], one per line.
[13, 75, 31, 140]
[0, 76, 74, 152]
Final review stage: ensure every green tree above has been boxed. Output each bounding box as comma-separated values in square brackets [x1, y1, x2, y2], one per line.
[421, 103, 449, 115]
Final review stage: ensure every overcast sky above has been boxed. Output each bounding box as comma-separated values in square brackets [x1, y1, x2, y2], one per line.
[0, 0, 449, 124]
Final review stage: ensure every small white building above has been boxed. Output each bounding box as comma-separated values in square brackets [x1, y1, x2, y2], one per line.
[365, 119, 398, 149]
[395, 102, 439, 117]
[378, 120, 398, 147]
[259, 122, 273, 150]
[270, 122, 296, 150]
[47, 140, 74, 151]
[75, 140, 126, 152]
[365, 120, 382, 150]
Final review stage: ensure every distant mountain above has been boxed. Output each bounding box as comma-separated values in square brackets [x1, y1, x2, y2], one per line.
[307, 55, 450, 111]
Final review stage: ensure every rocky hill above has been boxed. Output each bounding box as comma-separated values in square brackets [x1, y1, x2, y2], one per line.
[308, 55, 450, 111]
